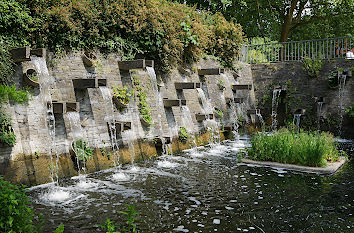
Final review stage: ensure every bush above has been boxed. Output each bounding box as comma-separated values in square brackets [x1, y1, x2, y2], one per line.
[2, 0, 243, 72]
[246, 128, 341, 167]
[302, 56, 323, 78]
[0, 112, 16, 146]
[0, 176, 36, 232]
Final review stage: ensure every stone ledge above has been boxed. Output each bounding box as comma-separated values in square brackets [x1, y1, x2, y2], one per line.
[241, 157, 347, 175]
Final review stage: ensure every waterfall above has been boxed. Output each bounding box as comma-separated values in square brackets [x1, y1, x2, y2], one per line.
[146, 67, 168, 144]
[204, 119, 220, 144]
[196, 88, 213, 114]
[338, 74, 346, 136]
[228, 100, 239, 139]
[180, 106, 197, 147]
[293, 114, 302, 130]
[271, 89, 281, 131]
[256, 112, 265, 129]
[100, 86, 120, 166]
[122, 130, 137, 165]
[317, 102, 324, 130]
[66, 112, 85, 174]
[32, 56, 58, 183]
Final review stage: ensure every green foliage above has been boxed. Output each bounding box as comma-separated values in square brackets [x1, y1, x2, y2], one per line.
[0, 176, 35, 232]
[132, 74, 153, 125]
[113, 86, 132, 106]
[302, 56, 323, 78]
[100, 204, 139, 233]
[327, 71, 338, 89]
[0, 111, 16, 146]
[217, 80, 225, 90]
[0, 0, 243, 72]
[337, 67, 344, 72]
[215, 108, 223, 117]
[0, 42, 14, 84]
[53, 224, 64, 233]
[246, 128, 341, 167]
[178, 127, 190, 143]
[72, 139, 93, 162]
[0, 85, 30, 105]
[345, 104, 354, 119]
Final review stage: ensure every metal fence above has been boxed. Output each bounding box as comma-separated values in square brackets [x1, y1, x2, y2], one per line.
[239, 36, 354, 64]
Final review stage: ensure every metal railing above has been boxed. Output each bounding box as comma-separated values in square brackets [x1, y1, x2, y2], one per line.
[239, 36, 354, 64]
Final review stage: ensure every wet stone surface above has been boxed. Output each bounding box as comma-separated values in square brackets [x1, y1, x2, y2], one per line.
[28, 139, 354, 232]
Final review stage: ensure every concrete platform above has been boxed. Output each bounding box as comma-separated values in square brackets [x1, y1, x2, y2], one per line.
[241, 157, 347, 175]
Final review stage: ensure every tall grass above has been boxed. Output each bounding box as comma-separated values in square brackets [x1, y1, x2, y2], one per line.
[246, 128, 341, 167]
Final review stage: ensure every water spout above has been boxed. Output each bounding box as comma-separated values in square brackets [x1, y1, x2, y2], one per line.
[338, 74, 346, 136]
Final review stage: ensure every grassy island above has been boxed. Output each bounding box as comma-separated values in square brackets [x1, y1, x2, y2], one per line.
[246, 128, 343, 167]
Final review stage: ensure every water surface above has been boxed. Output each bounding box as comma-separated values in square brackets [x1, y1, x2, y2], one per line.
[29, 139, 354, 232]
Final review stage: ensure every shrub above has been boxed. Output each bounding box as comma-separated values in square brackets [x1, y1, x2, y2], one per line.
[246, 128, 341, 167]
[345, 104, 354, 119]
[302, 56, 323, 78]
[0, 112, 16, 146]
[2, 0, 243, 72]
[113, 86, 132, 105]
[0, 176, 36, 232]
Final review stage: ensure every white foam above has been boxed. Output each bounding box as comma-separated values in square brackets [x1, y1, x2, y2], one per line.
[76, 180, 97, 189]
[112, 172, 130, 181]
[129, 166, 140, 173]
[43, 189, 71, 202]
[157, 160, 179, 168]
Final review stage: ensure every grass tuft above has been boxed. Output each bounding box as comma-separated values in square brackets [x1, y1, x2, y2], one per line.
[246, 128, 342, 167]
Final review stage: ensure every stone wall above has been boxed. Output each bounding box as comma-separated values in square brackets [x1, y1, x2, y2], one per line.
[0, 50, 255, 185]
[252, 59, 354, 138]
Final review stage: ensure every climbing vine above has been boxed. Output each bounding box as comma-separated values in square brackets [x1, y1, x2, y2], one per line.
[131, 72, 153, 126]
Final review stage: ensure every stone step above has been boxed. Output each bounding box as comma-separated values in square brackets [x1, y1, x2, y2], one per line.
[52, 102, 79, 114]
[72, 78, 107, 89]
[163, 99, 186, 107]
[118, 59, 154, 70]
[232, 84, 252, 90]
[197, 68, 224, 76]
[195, 113, 214, 121]
[174, 82, 201, 89]
[225, 97, 244, 105]
[247, 109, 260, 115]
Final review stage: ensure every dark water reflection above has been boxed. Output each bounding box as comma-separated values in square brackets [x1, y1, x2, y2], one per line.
[28, 140, 354, 233]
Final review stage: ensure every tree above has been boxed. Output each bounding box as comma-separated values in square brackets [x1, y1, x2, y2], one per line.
[175, 0, 354, 42]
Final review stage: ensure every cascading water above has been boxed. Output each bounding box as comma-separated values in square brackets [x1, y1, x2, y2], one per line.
[317, 101, 324, 130]
[337, 74, 347, 136]
[196, 88, 221, 144]
[32, 56, 73, 201]
[204, 119, 221, 145]
[256, 112, 265, 129]
[32, 56, 59, 183]
[66, 112, 85, 174]
[180, 106, 197, 147]
[100, 86, 120, 166]
[271, 89, 281, 131]
[146, 67, 169, 146]
[196, 88, 213, 114]
[122, 130, 138, 170]
[228, 100, 240, 139]
[293, 114, 302, 130]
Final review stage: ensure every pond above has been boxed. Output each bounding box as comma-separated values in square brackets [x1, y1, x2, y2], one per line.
[28, 138, 353, 232]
